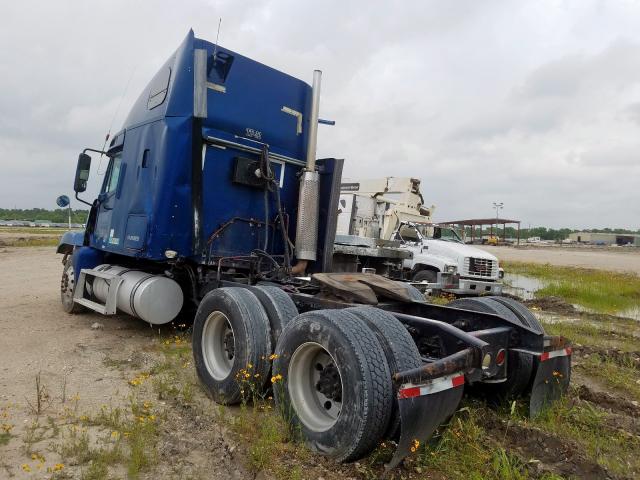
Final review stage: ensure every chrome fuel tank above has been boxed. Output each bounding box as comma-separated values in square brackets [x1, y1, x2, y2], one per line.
[92, 265, 183, 324]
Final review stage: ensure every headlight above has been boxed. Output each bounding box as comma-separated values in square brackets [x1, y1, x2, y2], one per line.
[446, 265, 457, 274]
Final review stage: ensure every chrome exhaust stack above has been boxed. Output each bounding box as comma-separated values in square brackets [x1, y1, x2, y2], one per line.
[294, 70, 322, 263]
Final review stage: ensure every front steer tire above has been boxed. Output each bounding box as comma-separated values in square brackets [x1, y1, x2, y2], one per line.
[192, 288, 272, 405]
[60, 256, 86, 314]
[273, 309, 393, 462]
[412, 269, 438, 284]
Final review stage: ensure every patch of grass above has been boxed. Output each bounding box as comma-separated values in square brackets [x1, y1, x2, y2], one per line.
[0, 227, 73, 235]
[151, 336, 197, 405]
[0, 237, 60, 247]
[579, 354, 640, 401]
[22, 420, 49, 454]
[408, 407, 530, 480]
[82, 459, 109, 480]
[53, 398, 158, 479]
[0, 432, 10, 446]
[504, 261, 640, 315]
[532, 397, 640, 477]
[247, 412, 287, 471]
[541, 318, 640, 352]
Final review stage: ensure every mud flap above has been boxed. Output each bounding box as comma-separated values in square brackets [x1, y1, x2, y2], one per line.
[386, 373, 465, 469]
[529, 347, 572, 417]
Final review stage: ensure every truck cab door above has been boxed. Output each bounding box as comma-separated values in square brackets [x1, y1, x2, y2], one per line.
[93, 152, 126, 248]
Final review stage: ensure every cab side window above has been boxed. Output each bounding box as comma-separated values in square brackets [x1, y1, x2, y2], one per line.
[104, 154, 123, 194]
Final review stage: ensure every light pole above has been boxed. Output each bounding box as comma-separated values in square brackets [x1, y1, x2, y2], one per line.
[492, 202, 503, 239]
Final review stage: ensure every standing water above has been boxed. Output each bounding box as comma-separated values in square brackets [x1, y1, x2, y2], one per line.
[502, 272, 640, 321]
[502, 273, 545, 300]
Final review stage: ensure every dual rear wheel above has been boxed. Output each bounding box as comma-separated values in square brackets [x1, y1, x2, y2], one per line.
[192, 288, 423, 462]
[192, 288, 542, 463]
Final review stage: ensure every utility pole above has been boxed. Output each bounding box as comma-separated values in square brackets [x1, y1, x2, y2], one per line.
[492, 202, 503, 239]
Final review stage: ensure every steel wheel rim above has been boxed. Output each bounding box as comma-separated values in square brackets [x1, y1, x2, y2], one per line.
[62, 264, 75, 303]
[288, 342, 343, 432]
[202, 311, 235, 381]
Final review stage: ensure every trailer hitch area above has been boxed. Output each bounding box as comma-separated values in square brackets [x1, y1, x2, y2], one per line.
[386, 348, 478, 469]
[528, 336, 572, 417]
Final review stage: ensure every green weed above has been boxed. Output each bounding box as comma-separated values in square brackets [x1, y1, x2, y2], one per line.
[579, 354, 640, 401]
[504, 261, 640, 315]
[532, 397, 640, 476]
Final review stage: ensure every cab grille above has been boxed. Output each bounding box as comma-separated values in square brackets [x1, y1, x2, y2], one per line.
[463, 257, 497, 278]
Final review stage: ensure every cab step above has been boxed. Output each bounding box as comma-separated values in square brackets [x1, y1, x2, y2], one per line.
[73, 268, 123, 315]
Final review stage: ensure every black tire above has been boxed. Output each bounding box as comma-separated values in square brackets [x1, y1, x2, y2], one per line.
[489, 296, 544, 334]
[247, 285, 298, 346]
[273, 309, 393, 462]
[192, 288, 272, 405]
[448, 297, 534, 399]
[345, 306, 422, 439]
[412, 269, 438, 284]
[60, 256, 86, 314]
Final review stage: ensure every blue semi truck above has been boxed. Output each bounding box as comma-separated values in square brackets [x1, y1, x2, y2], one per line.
[57, 31, 571, 467]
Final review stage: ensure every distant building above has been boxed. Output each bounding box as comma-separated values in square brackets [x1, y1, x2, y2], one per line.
[569, 232, 640, 246]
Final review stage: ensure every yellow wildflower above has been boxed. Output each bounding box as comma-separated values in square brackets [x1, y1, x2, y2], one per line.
[270, 374, 283, 383]
[269, 353, 279, 361]
[21, 464, 31, 472]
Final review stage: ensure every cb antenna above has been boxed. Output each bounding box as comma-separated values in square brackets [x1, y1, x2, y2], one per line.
[213, 17, 222, 65]
[97, 66, 137, 173]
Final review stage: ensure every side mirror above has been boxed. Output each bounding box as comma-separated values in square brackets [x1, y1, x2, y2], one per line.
[74, 153, 92, 193]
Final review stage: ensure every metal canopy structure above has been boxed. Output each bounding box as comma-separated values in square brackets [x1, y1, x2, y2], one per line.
[439, 218, 521, 245]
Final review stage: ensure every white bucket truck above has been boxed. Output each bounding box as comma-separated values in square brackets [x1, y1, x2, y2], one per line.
[334, 177, 503, 295]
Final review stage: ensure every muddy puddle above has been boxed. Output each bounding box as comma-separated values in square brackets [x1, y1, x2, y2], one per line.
[503, 272, 640, 320]
[503, 273, 545, 300]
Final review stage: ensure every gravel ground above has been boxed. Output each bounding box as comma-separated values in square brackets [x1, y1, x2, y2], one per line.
[0, 247, 250, 479]
[479, 245, 640, 274]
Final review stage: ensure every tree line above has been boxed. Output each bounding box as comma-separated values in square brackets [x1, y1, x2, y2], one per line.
[462, 226, 640, 241]
[0, 208, 89, 224]
[2, 208, 637, 240]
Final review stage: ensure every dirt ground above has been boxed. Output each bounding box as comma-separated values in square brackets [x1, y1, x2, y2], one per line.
[0, 247, 253, 479]
[1, 247, 639, 479]
[479, 245, 640, 274]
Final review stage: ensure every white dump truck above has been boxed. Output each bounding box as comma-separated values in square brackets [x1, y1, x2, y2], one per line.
[335, 177, 503, 295]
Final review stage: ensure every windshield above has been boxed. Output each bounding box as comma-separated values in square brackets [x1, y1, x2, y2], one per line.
[431, 227, 462, 243]
[412, 225, 463, 243]
[395, 224, 463, 244]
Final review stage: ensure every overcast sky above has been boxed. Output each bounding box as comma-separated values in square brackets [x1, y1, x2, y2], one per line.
[1, 0, 639, 228]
